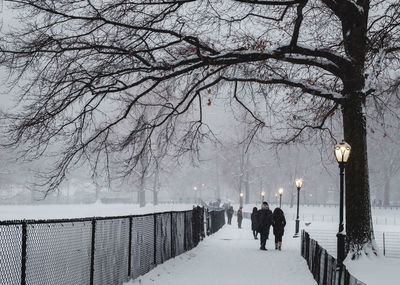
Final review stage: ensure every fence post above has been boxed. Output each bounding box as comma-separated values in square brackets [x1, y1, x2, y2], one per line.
[154, 214, 157, 265]
[21, 221, 27, 285]
[183, 212, 187, 251]
[128, 217, 133, 277]
[383, 232, 386, 256]
[170, 212, 174, 258]
[90, 219, 96, 285]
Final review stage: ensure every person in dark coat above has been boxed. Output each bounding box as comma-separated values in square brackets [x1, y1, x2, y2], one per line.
[251, 207, 258, 239]
[257, 202, 273, 250]
[227, 206, 234, 225]
[237, 206, 243, 229]
[272, 207, 286, 250]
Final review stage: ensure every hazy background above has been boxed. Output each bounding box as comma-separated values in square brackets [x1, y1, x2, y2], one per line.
[0, 88, 399, 207]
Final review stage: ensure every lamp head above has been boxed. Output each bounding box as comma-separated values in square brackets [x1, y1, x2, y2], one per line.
[240, 192, 244, 198]
[278, 188, 284, 195]
[261, 191, 265, 197]
[193, 186, 197, 191]
[334, 140, 351, 163]
[295, 178, 303, 189]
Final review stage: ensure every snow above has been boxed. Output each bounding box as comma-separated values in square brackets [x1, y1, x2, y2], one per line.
[0, 202, 193, 220]
[345, 256, 399, 285]
[124, 218, 316, 285]
[2, 202, 400, 284]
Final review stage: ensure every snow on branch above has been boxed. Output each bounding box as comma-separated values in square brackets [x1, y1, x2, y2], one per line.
[220, 76, 343, 102]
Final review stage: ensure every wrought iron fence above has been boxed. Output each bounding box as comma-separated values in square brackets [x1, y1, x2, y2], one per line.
[306, 229, 400, 259]
[301, 231, 366, 285]
[0, 207, 225, 285]
[206, 209, 225, 235]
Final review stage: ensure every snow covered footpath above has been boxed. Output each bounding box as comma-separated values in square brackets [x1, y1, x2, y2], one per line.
[0, 202, 193, 220]
[124, 218, 316, 285]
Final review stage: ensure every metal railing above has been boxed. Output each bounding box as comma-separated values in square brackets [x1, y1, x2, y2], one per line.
[301, 231, 366, 285]
[0, 207, 225, 285]
[306, 229, 400, 259]
[289, 213, 400, 226]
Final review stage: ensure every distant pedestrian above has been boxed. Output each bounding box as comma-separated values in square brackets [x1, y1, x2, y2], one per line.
[251, 207, 259, 239]
[272, 207, 287, 250]
[257, 202, 273, 250]
[237, 206, 243, 229]
[227, 206, 234, 225]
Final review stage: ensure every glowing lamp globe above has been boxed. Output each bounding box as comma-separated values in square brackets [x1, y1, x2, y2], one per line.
[334, 141, 351, 163]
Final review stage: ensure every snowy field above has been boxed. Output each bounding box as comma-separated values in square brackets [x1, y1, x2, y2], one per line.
[0, 202, 193, 220]
[241, 203, 400, 227]
[1, 202, 399, 284]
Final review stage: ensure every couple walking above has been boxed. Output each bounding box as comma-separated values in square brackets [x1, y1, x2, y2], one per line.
[251, 201, 286, 251]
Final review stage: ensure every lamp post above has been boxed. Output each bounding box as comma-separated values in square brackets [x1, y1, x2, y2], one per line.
[334, 140, 351, 268]
[239, 192, 244, 207]
[278, 188, 284, 208]
[294, 179, 303, 238]
[261, 191, 265, 204]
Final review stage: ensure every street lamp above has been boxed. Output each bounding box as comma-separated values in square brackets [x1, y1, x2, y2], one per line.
[239, 192, 244, 207]
[278, 188, 284, 208]
[334, 140, 351, 268]
[294, 179, 303, 238]
[261, 191, 265, 204]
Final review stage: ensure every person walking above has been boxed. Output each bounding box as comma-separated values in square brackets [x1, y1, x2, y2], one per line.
[257, 202, 273, 250]
[227, 206, 234, 225]
[251, 207, 259, 239]
[272, 207, 287, 250]
[237, 206, 243, 229]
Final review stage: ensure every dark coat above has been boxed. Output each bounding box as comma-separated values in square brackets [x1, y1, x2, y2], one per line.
[227, 207, 234, 217]
[251, 212, 258, 231]
[237, 209, 243, 221]
[272, 208, 286, 236]
[257, 208, 273, 232]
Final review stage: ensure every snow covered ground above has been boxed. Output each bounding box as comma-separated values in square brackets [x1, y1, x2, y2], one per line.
[117, 204, 399, 285]
[1, 202, 399, 284]
[124, 218, 316, 285]
[0, 202, 193, 220]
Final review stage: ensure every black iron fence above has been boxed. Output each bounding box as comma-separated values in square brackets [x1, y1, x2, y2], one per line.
[206, 209, 225, 235]
[306, 229, 400, 259]
[301, 231, 366, 285]
[0, 207, 225, 285]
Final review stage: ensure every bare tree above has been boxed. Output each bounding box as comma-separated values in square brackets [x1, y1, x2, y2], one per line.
[368, 121, 400, 207]
[1, 0, 400, 258]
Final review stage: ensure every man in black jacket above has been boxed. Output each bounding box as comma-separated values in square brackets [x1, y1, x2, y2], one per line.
[257, 202, 273, 250]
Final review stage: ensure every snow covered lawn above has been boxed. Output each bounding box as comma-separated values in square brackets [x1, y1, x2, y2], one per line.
[124, 218, 316, 285]
[0, 202, 193, 220]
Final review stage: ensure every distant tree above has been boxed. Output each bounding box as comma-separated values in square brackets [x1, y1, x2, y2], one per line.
[1, 0, 400, 258]
[368, 122, 400, 207]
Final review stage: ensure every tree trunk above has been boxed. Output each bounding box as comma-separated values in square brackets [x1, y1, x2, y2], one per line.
[153, 165, 159, 206]
[342, 95, 377, 258]
[215, 154, 221, 200]
[139, 176, 146, 207]
[383, 176, 390, 207]
[290, 189, 294, 208]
